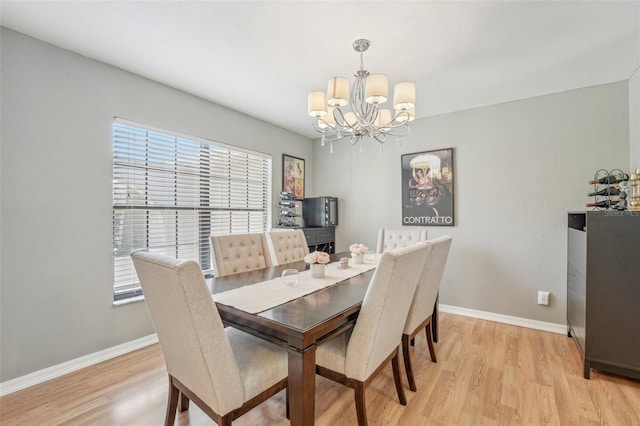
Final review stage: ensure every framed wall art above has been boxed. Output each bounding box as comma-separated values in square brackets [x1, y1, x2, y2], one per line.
[282, 154, 305, 200]
[401, 148, 455, 226]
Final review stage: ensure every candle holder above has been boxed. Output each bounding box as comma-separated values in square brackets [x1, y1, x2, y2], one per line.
[629, 169, 640, 212]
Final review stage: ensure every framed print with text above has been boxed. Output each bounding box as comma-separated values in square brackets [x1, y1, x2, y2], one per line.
[282, 154, 305, 200]
[401, 148, 454, 226]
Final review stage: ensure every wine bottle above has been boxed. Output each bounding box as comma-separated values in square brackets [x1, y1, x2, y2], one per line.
[279, 210, 297, 217]
[587, 186, 622, 197]
[588, 173, 630, 185]
[279, 191, 295, 200]
[277, 201, 295, 208]
[585, 199, 619, 208]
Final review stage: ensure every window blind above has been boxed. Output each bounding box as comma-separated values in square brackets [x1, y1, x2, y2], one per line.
[112, 119, 272, 303]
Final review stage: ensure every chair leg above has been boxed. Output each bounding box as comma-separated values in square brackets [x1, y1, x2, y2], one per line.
[165, 376, 179, 426]
[178, 391, 190, 412]
[285, 385, 290, 419]
[354, 381, 368, 426]
[391, 349, 407, 405]
[402, 334, 417, 392]
[425, 323, 437, 363]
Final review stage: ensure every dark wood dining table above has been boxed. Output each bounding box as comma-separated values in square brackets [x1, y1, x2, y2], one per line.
[206, 251, 438, 426]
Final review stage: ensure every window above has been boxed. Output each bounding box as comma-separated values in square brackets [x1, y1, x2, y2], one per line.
[112, 119, 272, 303]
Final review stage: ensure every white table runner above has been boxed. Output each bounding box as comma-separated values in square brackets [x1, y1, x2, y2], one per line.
[212, 258, 378, 314]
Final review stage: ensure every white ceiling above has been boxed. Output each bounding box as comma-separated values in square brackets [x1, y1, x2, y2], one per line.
[1, 1, 639, 139]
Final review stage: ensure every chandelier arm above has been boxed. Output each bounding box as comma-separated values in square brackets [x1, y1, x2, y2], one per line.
[333, 107, 358, 134]
[311, 118, 349, 142]
[350, 135, 363, 145]
[392, 123, 411, 137]
[311, 119, 332, 134]
[374, 133, 386, 144]
[351, 71, 377, 128]
[332, 107, 348, 126]
[383, 112, 413, 129]
[320, 128, 346, 142]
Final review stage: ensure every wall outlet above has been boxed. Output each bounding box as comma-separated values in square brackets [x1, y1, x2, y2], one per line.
[538, 291, 550, 306]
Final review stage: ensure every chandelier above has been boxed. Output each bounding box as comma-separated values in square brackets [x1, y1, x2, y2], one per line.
[307, 39, 415, 153]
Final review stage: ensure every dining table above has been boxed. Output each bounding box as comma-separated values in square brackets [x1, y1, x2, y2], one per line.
[207, 251, 438, 426]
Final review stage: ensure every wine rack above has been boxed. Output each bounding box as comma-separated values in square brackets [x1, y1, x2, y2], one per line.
[587, 168, 629, 211]
[277, 192, 303, 228]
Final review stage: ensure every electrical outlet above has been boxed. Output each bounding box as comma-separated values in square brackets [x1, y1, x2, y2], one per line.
[538, 291, 550, 306]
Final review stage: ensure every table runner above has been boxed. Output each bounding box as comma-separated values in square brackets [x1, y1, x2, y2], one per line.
[212, 258, 378, 314]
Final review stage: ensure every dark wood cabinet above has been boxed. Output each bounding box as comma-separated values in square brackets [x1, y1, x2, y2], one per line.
[302, 227, 335, 254]
[567, 211, 640, 380]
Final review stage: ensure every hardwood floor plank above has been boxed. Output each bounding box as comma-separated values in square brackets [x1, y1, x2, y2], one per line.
[585, 370, 640, 425]
[499, 365, 519, 410]
[495, 404, 518, 426]
[1, 313, 639, 425]
[479, 366, 503, 421]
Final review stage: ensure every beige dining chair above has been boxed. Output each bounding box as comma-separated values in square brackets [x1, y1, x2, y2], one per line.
[315, 242, 430, 426]
[265, 229, 310, 265]
[376, 228, 428, 253]
[131, 251, 288, 426]
[402, 236, 452, 391]
[210, 233, 272, 277]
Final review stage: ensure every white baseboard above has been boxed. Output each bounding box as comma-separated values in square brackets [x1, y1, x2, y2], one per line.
[0, 334, 158, 397]
[0, 305, 567, 398]
[439, 304, 567, 335]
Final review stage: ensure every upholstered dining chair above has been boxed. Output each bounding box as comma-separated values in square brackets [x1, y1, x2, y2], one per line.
[315, 243, 430, 426]
[131, 251, 288, 426]
[376, 228, 428, 253]
[265, 229, 310, 265]
[402, 236, 452, 392]
[210, 233, 272, 277]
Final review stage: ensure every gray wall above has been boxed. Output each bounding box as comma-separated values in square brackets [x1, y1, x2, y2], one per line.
[314, 81, 630, 326]
[630, 68, 639, 170]
[0, 26, 633, 383]
[0, 28, 313, 381]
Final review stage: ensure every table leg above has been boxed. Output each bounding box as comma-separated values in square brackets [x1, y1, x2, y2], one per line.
[432, 293, 439, 343]
[287, 344, 316, 426]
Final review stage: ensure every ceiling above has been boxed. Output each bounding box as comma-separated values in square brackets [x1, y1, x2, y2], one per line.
[1, 1, 639, 139]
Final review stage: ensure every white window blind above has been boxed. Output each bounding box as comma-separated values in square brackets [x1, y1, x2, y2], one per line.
[112, 119, 272, 303]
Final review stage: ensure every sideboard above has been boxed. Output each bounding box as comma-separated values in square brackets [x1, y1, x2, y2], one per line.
[302, 227, 335, 254]
[567, 211, 640, 380]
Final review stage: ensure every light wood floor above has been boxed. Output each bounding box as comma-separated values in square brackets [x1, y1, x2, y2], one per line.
[1, 313, 639, 425]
